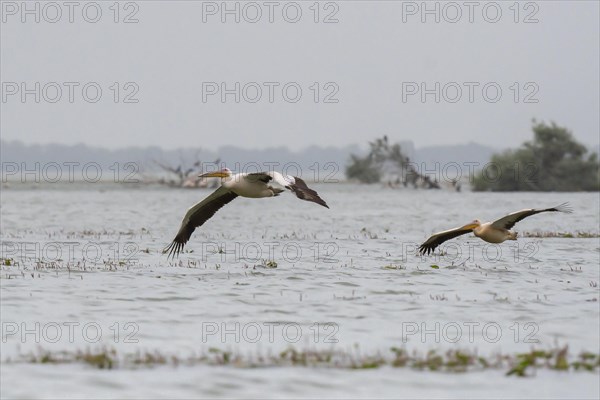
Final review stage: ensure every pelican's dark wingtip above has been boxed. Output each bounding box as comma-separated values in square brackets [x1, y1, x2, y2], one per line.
[553, 202, 573, 214]
[164, 240, 183, 260]
[418, 243, 434, 256]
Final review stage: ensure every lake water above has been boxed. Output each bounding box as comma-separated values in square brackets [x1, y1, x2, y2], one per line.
[1, 184, 599, 399]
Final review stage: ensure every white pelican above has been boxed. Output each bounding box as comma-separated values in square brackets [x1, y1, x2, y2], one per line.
[165, 168, 329, 257]
[418, 203, 573, 255]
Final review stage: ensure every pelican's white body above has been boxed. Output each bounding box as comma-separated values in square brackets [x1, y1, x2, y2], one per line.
[220, 172, 292, 198]
[473, 222, 517, 243]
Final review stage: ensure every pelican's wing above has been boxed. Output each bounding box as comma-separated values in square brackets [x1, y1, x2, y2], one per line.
[490, 203, 573, 230]
[418, 226, 474, 256]
[245, 172, 328, 208]
[165, 186, 238, 258]
[269, 171, 329, 208]
[245, 172, 273, 183]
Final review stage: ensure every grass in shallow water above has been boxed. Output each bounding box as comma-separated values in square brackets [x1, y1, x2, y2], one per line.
[6, 345, 599, 377]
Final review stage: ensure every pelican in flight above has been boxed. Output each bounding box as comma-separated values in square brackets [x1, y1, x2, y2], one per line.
[418, 203, 572, 255]
[165, 168, 328, 257]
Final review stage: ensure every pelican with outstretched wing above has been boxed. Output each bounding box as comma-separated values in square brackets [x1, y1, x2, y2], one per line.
[418, 203, 573, 255]
[165, 168, 329, 257]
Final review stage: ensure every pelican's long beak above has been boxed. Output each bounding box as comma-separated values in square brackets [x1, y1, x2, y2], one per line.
[461, 223, 479, 231]
[198, 171, 229, 178]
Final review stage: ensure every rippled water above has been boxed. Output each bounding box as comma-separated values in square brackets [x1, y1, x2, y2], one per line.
[1, 185, 599, 399]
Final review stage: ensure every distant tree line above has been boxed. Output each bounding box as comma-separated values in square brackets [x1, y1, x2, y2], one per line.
[472, 121, 599, 191]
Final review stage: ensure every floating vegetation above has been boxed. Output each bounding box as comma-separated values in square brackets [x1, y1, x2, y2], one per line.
[382, 264, 405, 270]
[0, 257, 147, 278]
[254, 259, 278, 268]
[6, 345, 599, 376]
[359, 227, 378, 239]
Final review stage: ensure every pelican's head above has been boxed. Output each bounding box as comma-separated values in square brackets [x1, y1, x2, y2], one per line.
[199, 168, 232, 179]
[461, 219, 481, 230]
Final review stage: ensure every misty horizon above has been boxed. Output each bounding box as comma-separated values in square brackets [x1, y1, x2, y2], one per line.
[2, 2, 598, 150]
[2, 129, 598, 154]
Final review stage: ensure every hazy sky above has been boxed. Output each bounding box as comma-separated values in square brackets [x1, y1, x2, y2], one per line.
[1, 1, 598, 150]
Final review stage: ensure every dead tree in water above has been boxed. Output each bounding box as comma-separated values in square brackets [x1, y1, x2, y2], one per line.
[346, 136, 440, 189]
[154, 155, 220, 188]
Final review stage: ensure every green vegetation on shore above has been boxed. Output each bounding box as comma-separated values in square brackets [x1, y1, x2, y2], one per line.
[473, 121, 599, 192]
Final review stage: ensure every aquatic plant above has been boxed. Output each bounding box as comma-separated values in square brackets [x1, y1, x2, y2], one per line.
[9, 345, 599, 377]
